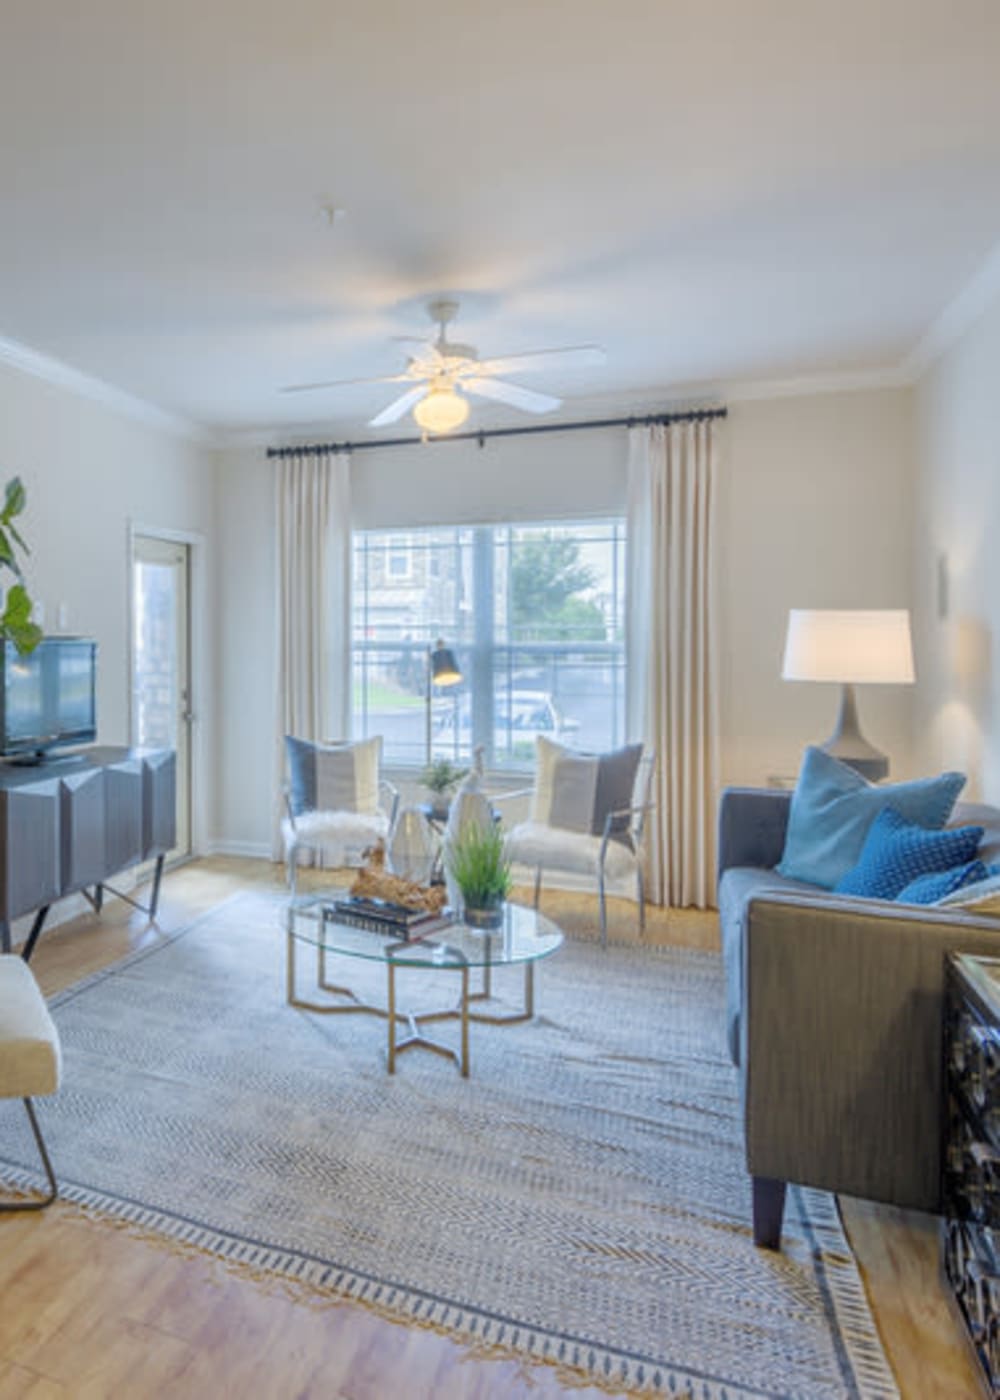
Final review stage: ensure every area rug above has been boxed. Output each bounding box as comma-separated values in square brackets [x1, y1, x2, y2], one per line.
[0, 894, 897, 1398]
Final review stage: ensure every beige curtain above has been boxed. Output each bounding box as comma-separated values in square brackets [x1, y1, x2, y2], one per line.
[273, 449, 351, 858]
[626, 419, 720, 908]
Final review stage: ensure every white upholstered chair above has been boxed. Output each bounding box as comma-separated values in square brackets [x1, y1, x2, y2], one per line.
[283, 735, 399, 895]
[502, 740, 655, 948]
[0, 955, 61, 1210]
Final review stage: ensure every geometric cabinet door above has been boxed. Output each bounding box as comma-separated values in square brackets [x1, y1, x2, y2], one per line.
[0, 779, 60, 924]
[104, 756, 144, 872]
[60, 767, 106, 893]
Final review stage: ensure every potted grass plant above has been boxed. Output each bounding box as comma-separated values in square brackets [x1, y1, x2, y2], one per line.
[446, 823, 511, 931]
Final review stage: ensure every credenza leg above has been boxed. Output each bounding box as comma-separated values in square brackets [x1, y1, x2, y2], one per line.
[21, 907, 50, 965]
[149, 854, 165, 921]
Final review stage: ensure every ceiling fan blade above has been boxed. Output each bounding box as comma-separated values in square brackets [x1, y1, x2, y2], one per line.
[463, 377, 561, 414]
[472, 345, 606, 378]
[280, 372, 411, 395]
[369, 386, 429, 428]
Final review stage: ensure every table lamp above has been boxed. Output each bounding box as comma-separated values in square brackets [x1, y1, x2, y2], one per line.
[425, 638, 462, 764]
[781, 609, 915, 781]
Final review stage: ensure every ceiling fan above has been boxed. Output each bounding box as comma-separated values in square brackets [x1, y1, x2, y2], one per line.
[280, 299, 606, 434]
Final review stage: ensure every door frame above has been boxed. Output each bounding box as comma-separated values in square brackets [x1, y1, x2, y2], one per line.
[127, 521, 208, 860]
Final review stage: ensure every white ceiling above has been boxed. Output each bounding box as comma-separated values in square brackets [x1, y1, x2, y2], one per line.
[2, 0, 1000, 434]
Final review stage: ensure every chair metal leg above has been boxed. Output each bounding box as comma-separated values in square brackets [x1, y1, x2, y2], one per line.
[636, 862, 646, 937]
[0, 1099, 58, 1211]
[598, 865, 608, 949]
[533, 866, 542, 908]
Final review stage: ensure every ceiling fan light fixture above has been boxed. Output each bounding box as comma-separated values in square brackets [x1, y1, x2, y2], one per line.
[413, 385, 470, 435]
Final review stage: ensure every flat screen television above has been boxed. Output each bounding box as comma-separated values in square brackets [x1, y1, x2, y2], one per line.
[1, 637, 97, 761]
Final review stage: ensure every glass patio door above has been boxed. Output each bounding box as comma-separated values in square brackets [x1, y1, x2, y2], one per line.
[132, 534, 192, 860]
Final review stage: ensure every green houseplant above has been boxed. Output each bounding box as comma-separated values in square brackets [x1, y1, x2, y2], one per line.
[446, 823, 511, 931]
[0, 477, 41, 655]
[421, 757, 466, 818]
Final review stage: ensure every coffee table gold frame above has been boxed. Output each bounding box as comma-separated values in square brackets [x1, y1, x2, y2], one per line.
[286, 929, 540, 1079]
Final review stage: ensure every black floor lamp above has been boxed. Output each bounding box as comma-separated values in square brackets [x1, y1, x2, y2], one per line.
[425, 639, 463, 764]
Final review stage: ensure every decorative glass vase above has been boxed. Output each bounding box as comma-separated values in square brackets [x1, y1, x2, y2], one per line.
[388, 807, 436, 884]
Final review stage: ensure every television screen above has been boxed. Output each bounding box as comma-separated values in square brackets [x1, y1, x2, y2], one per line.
[2, 638, 97, 757]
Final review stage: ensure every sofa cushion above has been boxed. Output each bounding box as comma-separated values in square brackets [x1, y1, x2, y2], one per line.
[776, 747, 965, 889]
[719, 866, 836, 1065]
[834, 807, 983, 900]
[895, 859, 989, 905]
[951, 802, 1000, 867]
[935, 862, 1000, 914]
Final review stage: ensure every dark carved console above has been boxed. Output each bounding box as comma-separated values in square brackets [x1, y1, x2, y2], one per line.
[0, 746, 176, 960]
[943, 952, 1000, 1397]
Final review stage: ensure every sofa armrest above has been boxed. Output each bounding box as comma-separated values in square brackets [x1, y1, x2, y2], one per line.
[742, 893, 1000, 1212]
[717, 788, 792, 884]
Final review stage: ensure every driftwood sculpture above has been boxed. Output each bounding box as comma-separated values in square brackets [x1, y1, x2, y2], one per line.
[350, 841, 447, 913]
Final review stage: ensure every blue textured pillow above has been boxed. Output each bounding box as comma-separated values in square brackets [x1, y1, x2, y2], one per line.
[895, 859, 989, 905]
[834, 807, 984, 899]
[776, 747, 966, 888]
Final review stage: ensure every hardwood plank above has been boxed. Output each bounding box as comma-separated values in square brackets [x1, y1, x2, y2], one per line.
[0, 1361, 64, 1399]
[0, 856, 974, 1397]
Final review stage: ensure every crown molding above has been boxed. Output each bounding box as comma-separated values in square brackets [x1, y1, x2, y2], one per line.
[0, 333, 212, 444]
[720, 364, 909, 402]
[902, 236, 1000, 382]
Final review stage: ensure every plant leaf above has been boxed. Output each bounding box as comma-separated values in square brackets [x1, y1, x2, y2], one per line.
[0, 528, 19, 576]
[2, 476, 26, 522]
[0, 583, 42, 654]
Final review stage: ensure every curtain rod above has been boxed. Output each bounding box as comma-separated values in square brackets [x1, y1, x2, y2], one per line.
[265, 406, 727, 459]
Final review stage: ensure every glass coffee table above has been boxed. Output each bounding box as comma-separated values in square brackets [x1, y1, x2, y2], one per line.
[286, 894, 564, 1077]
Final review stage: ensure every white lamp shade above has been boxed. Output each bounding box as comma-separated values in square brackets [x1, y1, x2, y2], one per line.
[782, 609, 915, 685]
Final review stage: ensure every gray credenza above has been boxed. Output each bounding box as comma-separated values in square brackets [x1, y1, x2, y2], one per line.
[0, 746, 176, 957]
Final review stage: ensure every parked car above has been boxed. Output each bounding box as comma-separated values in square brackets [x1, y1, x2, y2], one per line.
[433, 689, 580, 755]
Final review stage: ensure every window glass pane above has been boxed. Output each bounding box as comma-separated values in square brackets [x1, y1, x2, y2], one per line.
[352, 519, 625, 768]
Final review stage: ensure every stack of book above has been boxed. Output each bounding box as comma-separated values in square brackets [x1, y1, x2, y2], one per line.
[324, 895, 452, 941]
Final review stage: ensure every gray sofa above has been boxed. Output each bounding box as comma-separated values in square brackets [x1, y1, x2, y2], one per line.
[718, 786, 1000, 1249]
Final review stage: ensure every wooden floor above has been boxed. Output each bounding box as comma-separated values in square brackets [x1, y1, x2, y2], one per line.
[0, 858, 982, 1399]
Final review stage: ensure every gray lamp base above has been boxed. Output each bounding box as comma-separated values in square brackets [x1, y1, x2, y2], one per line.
[820, 683, 888, 782]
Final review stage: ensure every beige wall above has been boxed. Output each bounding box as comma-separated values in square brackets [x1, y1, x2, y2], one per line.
[214, 385, 914, 853]
[0, 359, 217, 849]
[911, 291, 1000, 801]
[719, 389, 915, 788]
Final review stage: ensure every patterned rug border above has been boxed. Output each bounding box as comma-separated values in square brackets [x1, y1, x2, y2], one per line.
[6, 892, 898, 1399]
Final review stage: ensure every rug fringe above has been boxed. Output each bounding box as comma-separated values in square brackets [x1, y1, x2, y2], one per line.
[0, 1166, 772, 1399]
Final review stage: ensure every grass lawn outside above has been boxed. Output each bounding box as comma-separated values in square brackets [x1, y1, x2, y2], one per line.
[354, 680, 424, 711]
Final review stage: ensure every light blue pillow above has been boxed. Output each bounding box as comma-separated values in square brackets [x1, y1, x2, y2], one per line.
[895, 859, 989, 905]
[776, 747, 966, 889]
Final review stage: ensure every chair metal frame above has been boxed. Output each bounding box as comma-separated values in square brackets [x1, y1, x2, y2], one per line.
[0, 1097, 58, 1212]
[498, 750, 656, 949]
[284, 777, 400, 896]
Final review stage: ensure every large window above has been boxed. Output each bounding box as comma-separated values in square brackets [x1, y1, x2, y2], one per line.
[352, 520, 626, 768]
